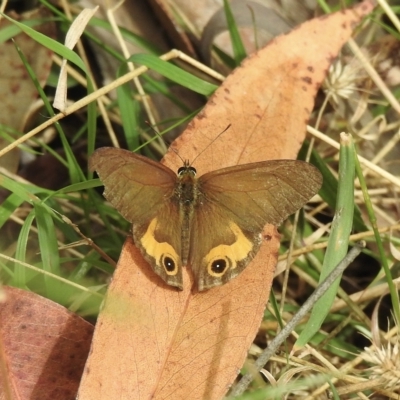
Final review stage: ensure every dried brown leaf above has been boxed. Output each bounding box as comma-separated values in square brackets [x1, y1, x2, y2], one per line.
[0, 286, 93, 400]
[78, 2, 374, 399]
[0, 8, 54, 173]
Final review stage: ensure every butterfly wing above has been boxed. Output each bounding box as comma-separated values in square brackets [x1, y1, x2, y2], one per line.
[191, 160, 322, 290]
[89, 147, 184, 289]
[190, 202, 263, 291]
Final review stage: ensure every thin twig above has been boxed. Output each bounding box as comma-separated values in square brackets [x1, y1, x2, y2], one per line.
[229, 242, 365, 397]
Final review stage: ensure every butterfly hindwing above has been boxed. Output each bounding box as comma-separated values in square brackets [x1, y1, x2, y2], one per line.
[132, 202, 184, 289]
[189, 202, 262, 291]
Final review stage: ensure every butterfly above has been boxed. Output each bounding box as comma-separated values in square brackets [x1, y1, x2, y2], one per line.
[89, 147, 322, 291]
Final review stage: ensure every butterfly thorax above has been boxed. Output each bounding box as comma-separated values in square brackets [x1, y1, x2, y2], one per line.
[176, 164, 198, 202]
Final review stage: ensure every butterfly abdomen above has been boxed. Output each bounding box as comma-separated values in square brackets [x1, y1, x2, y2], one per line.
[175, 165, 202, 266]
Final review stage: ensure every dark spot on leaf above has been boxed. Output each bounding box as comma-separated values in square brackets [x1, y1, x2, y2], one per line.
[301, 76, 312, 84]
[327, 55, 335, 63]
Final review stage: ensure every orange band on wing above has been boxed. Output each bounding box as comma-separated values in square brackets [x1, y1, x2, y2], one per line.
[204, 222, 253, 277]
[140, 218, 180, 276]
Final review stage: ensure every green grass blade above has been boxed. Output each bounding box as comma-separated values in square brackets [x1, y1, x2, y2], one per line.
[89, 16, 162, 55]
[223, 0, 247, 64]
[0, 17, 58, 43]
[2, 10, 96, 168]
[117, 63, 140, 149]
[34, 203, 63, 299]
[86, 96, 97, 161]
[1, 12, 87, 73]
[129, 54, 218, 96]
[0, 174, 43, 203]
[353, 142, 400, 323]
[299, 143, 367, 232]
[0, 193, 24, 229]
[296, 133, 355, 347]
[13, 38, 85, 184]
[57, 180, 101, 194]
[13, 211, 36, 287]
[141, 76, 194, 113]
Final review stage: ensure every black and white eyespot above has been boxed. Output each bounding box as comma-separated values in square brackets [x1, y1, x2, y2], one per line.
[161, 253, 179, 275]
[207, 256, 233, 277]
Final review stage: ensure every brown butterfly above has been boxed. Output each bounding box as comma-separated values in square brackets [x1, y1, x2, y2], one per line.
[89, 147, 322, 291]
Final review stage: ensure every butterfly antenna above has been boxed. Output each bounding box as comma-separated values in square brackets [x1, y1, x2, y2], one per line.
[145, 121, 186, 165]
[146, 121, 231, 167]
[190, 124, 231, 166]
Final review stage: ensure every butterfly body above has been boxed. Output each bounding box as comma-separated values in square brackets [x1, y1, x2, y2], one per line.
[90, 147, 322, 291]
[174, 164, 198, 266]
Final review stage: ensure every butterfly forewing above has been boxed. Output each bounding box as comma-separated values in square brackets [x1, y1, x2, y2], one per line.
[90, 148, 184, 289]
[199, 160, 322, 228]
[90, 148, 177, 224]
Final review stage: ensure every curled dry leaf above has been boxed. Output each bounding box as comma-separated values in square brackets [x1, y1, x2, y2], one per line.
[0, 8, 54, 173]
[0, 286, 93, 400]
[53, 6, 99, 112]
[78, 2, 374, 399]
